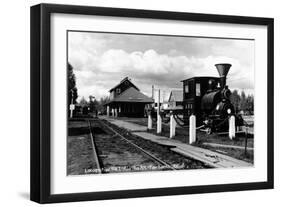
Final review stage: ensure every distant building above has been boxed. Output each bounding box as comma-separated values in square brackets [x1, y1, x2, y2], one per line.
[105, 77, 154, 117]
[162, 101, 170, 110]
[167, 90, 183, 110]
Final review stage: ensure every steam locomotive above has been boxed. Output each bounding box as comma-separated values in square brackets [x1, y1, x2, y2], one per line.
[181, 63, 244, 133]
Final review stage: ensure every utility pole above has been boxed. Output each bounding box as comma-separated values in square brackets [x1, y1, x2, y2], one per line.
[157, 89, 162, 133]
[157, 89, 160, 115]
[152, 85, 154, 100]
[89, 95, 96, 116]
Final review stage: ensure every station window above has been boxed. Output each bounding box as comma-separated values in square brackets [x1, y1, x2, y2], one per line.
[185, 84, 189, 93]
[196, 83, 201, 96]
[116, 88, 121, 94]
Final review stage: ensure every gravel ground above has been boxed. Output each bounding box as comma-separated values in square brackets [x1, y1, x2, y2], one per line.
[67, 120, 98, 175]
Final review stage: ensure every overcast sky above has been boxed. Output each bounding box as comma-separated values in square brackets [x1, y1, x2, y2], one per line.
[68, 31, 254, 102]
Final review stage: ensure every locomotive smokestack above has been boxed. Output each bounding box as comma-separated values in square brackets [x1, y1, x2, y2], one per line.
[215, 63, 232, 88]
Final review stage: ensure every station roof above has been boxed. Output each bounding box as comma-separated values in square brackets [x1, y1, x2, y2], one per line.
[109, 77, 139, 92]
[106, 87, 154, 104]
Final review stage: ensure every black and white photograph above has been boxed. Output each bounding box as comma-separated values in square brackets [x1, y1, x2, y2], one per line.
[28, 2, 274, 204]
[67, 31, 255, 175]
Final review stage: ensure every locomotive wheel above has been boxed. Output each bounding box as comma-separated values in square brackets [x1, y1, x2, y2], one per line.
[206, 127, 212, 135]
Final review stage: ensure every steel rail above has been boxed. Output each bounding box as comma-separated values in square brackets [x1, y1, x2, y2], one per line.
[87, 120, 103, 173]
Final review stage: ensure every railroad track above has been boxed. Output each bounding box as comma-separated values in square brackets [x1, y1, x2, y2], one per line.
[87, 120, 103, 173]
[98, 119, 177, 170]
[87, 118, 177, 173]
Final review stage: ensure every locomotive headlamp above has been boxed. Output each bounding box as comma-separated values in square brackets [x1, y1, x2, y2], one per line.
[208, 79, 216, 90]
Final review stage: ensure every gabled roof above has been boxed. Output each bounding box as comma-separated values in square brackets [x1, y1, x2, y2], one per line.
[168, 90, 183, 102]
[107, 87, 153, 104]
[109, 77, 139, 92]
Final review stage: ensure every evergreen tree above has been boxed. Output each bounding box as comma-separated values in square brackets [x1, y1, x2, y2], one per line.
[68, 63, 78, 105]
[96, 96, 110, 114]
[240, 91, 247, 112]
[230, 89, 240, 112]
[79, 96, 88, 107]
[245, 94, 254, 114]
[230, 90, 254, 115]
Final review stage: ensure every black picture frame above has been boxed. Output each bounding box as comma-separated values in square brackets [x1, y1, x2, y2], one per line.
[30, 3, 274, 204]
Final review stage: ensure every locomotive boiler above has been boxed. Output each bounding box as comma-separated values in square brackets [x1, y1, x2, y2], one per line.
[182, 63, 243, 133]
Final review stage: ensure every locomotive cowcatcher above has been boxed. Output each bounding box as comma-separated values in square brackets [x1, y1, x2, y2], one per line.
[181, 63, 244, 134]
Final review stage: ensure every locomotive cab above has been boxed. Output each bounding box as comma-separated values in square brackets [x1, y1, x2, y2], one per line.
[181, 76, 221, 124]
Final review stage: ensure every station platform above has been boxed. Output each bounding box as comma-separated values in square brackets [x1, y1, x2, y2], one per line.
[100, 116, 253, 168]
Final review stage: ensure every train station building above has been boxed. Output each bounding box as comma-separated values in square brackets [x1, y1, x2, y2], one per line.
[104, 77, 154, 117]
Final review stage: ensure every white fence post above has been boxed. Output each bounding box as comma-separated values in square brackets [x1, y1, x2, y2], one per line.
[170, 111, 176, 138]
[115, 108, 118, 117]
[189, 115, 196, 144]
[111, 108, 114, 117]
[157, 114, 162, 134]
[229, 115, 236, 139]
[147, 112, 152, 130]
[107, 106, 110, 116]
[69, 104, 75, 118]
